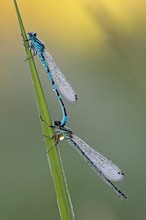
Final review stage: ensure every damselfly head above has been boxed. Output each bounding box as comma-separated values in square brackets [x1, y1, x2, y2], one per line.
[27, 32, 37, 39]
[54, 120, 62, 127]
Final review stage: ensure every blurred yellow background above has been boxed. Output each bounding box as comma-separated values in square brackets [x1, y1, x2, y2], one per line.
[1, 0, 146, 219]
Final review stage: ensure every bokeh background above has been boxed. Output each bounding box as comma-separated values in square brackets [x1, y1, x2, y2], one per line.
[1, 0, 146, 219]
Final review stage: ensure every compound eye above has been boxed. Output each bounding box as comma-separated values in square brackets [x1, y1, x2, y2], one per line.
[27, 32, 37, 37]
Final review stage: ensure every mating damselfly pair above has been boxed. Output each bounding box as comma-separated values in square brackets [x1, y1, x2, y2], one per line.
[26, 32, 127, 201]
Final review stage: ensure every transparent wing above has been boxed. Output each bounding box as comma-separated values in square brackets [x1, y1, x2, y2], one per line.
[44, 49, 77, 104]
[70, 134, 124, 182]
[69, 134, 127, 200]
[56, 125, 127, 200]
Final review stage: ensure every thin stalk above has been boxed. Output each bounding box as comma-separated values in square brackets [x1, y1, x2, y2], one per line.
[13, 1, 75, 219]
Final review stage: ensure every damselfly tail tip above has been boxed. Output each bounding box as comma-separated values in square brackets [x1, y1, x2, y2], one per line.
[117, 188, 127, 201]
[120, 192, 127, 201]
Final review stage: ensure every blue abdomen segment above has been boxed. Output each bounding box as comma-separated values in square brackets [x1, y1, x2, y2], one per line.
[27, 32, 69, 127]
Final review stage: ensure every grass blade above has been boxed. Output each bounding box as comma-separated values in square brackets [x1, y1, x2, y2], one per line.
[13, 1, 75, 219]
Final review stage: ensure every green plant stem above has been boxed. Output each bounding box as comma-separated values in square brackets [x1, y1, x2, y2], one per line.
[13, 1, 75, 219]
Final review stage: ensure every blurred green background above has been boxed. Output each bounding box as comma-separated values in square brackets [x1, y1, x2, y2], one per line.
[1, 0, 146, 219]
